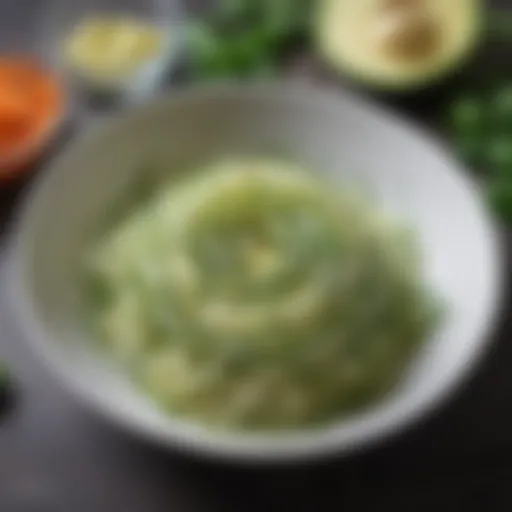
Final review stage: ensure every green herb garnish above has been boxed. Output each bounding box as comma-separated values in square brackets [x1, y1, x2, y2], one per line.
[187, 0, 311, 81]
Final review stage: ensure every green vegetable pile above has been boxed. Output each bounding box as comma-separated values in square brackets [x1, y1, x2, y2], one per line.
[187, 0, 311, 80]
[85, 159, 438, 429]
[445, 11, 512, 224]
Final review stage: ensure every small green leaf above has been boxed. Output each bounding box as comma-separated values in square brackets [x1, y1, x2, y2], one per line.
[486, 135, 512, 175]
[491, 86, 512, 128]
[187, 24, 233, 79]
[488, 178, 512, 223]
[187, 22, 222, 59]
[449, 95, 485, 136]
[222, 29, 275, 76]
[263, 0, 295, 35]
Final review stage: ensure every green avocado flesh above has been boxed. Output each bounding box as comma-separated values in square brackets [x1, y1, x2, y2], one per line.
[84, 158, 439, 430]
[316, 0, 482, 91]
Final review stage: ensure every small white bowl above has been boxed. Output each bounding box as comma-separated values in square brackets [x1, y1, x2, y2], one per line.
[39, 0, 185, 102]
[8, 84, 502, 463]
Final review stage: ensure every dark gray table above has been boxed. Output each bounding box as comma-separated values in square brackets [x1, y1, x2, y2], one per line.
[1, 1, 512, 511]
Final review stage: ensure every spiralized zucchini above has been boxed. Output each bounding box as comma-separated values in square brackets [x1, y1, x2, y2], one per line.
[84, 158, 439, 429]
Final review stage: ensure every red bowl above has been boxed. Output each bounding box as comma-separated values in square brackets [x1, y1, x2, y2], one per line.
[0, 58, 66, 181]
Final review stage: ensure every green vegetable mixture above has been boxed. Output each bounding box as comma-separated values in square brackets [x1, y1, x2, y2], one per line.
[84, 159, 438, 430]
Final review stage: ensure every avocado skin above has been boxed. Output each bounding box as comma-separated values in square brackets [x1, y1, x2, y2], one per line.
[314, 0, 485, 95]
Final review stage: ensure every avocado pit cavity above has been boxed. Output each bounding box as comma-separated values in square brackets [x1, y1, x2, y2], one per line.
[376, 6, 441, 62]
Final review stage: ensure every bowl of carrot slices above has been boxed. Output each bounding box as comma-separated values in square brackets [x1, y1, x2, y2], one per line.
[0, 57, 65, 180]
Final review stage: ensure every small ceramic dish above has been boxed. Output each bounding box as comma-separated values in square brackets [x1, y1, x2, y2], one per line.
[39, 0, 185, 102]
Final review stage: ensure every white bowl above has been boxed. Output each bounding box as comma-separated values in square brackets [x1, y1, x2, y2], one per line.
[39, 0, 186, 101]
[8, 84, 502, 463]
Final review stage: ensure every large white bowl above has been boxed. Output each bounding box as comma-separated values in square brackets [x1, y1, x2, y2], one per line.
[8, 84, 502, 463]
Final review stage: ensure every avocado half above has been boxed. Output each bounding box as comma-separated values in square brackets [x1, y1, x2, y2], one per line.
[316, 0, 483, 91]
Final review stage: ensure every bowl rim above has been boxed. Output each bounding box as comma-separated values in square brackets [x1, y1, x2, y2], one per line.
[7, 82, 505, 463]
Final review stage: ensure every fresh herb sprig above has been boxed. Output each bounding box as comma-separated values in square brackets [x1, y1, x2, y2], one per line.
[187, 0, 311, 81]
[445, 11, 512, 224]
